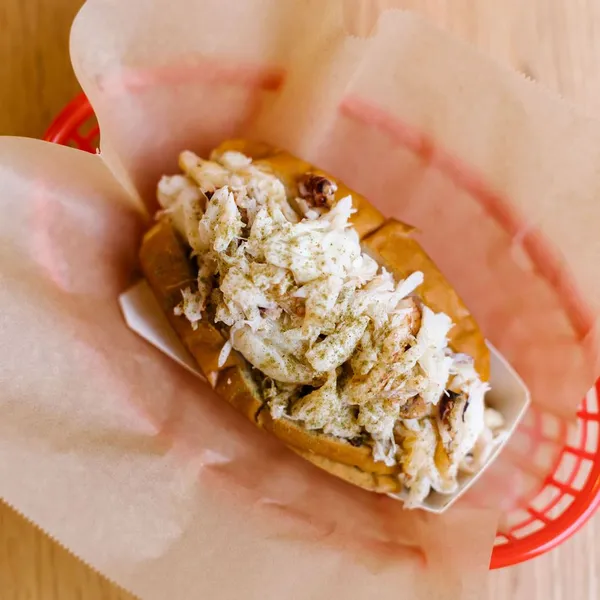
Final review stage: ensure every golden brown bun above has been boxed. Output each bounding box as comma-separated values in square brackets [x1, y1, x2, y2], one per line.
[140, 140, 491, 494]
[214, 364, 264, 421]
[258, 411, 397, 475]
[212, 140, 386, 240]
[139, 220, 238, 382]
[362, 220, 490, 381]
[290, 448, 402, 494]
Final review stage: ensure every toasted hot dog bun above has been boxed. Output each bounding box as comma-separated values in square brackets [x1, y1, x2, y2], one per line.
[139, 141, 490, 491]
[139, 219, 239, 378]
[290, 448, 403, 494]
[259, 410, 397, 475]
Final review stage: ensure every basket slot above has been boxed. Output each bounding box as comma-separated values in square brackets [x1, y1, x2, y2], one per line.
[571, 459, 593, 491]
[544, 478, 578, 496]
[526, 507, 551, 525]
[493, 535, 510, 546]
[564, 447, 596, 461]
[585, 421, 599, 454]
[501, 508, 531, 531]
[512, 518, 545, 539]
[529, 484, 562, 513]
[544, 493, 575, 520]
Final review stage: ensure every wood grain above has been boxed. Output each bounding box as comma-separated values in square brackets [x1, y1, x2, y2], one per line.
[0, 0, 84, 137]
[0, 503, 134, 600]
[0, 0, 599, 599]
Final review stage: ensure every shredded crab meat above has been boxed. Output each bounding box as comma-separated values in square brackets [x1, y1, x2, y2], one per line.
[158, 175, 207, 253]
[232, 325, 319, 384]
[173, 287, 204, 329]
[305, 316, 370, 372]
[157, 149, 502, 505]
[460, 407, 506, 474]
[396, 418, 458, 507]
[265, 380, 302, 420]
[289, 370, 361, 438]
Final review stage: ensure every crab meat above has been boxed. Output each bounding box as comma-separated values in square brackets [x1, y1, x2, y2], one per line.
[231, 325, 319, 384]
[305, 316, 369, 372]
[290, 370, 360, 438]
[396, 419, 458, 507]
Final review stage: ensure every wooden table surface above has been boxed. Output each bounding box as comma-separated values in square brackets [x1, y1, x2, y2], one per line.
[1, 1, 599, 598]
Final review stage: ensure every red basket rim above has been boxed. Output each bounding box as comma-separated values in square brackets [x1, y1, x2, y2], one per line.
[43, 93, 600, 570]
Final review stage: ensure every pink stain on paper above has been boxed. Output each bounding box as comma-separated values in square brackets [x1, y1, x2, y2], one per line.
[97, 58, 285, 95]
[92, 58, 286, 205]
[29, 183, 141, 296]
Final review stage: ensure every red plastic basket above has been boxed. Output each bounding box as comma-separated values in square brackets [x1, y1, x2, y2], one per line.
[44, 93, 600, 570]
